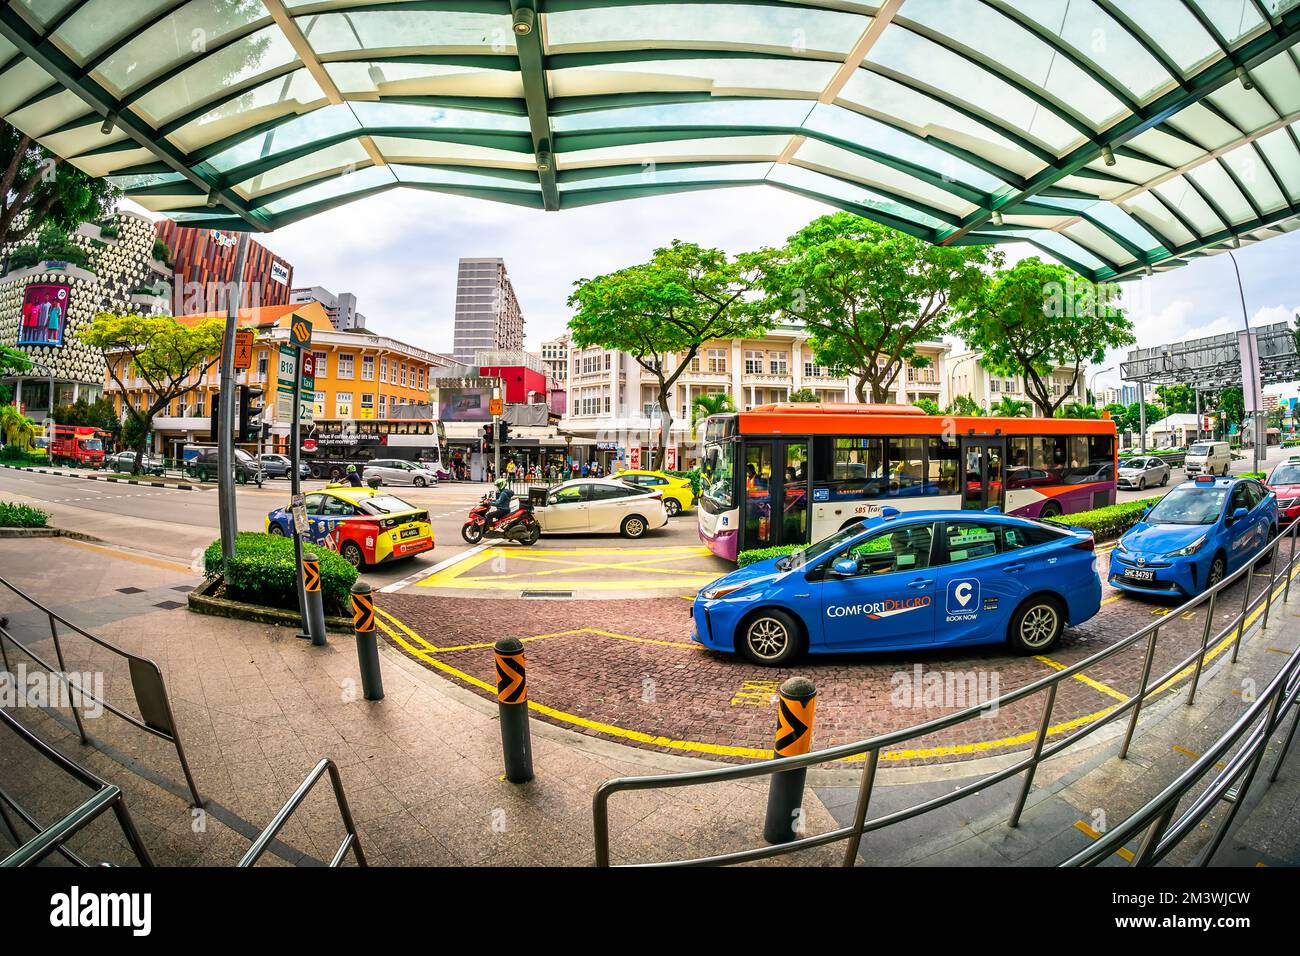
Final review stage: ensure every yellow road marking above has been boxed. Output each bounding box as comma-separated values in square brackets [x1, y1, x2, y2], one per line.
[1074, 820, 1135, 863]
[1172, 744, 1226, 770]
[1035, 655, 1129, 702]
[416, 544, 716, 591]
[54, 537, 194, 574]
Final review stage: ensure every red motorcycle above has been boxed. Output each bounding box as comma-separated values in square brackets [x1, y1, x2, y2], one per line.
[461, 493, 541, 546]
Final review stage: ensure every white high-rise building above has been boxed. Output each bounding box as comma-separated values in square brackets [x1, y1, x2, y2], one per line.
[452, 257, 524, 364]
[289, 286, 366, 331]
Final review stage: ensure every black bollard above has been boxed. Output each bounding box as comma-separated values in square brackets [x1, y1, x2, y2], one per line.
[763, 676, 817, 844]
[494, 637, 534, 783]
[302, 552, 327, 647]
[350, 582, 384, 701]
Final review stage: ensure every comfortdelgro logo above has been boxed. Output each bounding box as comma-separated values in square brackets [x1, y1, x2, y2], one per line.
[49, 887, 151, 936]
[827, 595, 931, 620]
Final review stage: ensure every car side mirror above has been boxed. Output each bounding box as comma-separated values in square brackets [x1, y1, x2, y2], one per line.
[1142, 508, 1151, 520]
[1230, 506, 1248, 523]
[830, 557, 857, 577]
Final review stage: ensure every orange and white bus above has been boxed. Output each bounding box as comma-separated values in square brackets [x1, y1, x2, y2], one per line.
[697, 404, 1117, 561]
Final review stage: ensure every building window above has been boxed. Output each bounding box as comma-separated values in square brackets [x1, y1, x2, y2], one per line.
[769, 352, 788, 376]
[313, 391, 325, 415]
[744, 350, 763, 374]
[380, 357, 388, 381]
[378, 394, 387, 416]
[335, 392, 353, 418]
[708, 349, 727, 374]
[256, 351, 268, 378]
[400, 364, 408, 387]
[313, 351, 327, 378]
[390, 362, 398, 384]
[338, 353, 355, 379]
[362, 355, 375, 381]
[361, 394, 374, 417]
[417, 367, 425, 389]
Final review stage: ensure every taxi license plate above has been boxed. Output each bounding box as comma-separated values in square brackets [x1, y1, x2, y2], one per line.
[1124, 568, 1155, 581]
[400, 527, 420, 539]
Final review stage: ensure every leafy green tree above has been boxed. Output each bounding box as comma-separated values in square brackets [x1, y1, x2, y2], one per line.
[1103, 402, 1127, 425]
[990, 396, 1031, 417]
[52, 396, 121, 443]
[1154, 384, 1196, 414]
[748, 213, 999, 403]
[953, 258, 1135, 418]
[77, 313, 225, 473]
[1218, 386, 1245, 439]
[913, 397, 942, 415]
[1056, 402, 1101, 419]
[6, 222, 93, 272]
[691, 391, 736, 436]
[788, 388, 819, 403]
[0, 403, 40, 451]
[1, 121, 118, 250]
[569, 241, 770, 466]
[946, 394, 983, 417]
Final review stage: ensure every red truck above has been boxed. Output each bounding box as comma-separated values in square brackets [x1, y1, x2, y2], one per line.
[49, 424, 106, 467]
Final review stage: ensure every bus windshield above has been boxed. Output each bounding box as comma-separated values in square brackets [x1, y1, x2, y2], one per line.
[700, 440, 735, 513]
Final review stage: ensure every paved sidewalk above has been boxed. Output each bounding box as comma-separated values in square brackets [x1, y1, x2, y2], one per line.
[0, 538, 841, 866]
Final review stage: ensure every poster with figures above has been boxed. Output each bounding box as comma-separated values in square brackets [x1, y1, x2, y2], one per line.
[18, 283, 70, 347]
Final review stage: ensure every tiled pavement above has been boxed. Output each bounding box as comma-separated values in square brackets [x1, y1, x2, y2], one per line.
[2, 536, 1296, 867]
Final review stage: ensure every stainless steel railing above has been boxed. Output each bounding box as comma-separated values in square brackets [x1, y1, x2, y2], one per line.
[238, 758, 367, 868]
[593, 517, 1300, 867]
[0, 573, 203, 806]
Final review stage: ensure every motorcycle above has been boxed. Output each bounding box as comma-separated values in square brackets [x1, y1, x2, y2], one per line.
[461, 493, 541, 546]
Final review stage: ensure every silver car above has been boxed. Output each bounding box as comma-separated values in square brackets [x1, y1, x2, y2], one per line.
[1117, 456, 1170, 491]
[363, 458, 438, 487]
[533, 478, 668, 538]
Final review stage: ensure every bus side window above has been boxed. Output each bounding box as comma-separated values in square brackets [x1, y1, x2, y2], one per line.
[926, 437, 959, 496]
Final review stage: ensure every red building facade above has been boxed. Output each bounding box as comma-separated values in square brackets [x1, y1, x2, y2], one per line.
[479, 363, 548, 404]
[156, 221, 294, 314]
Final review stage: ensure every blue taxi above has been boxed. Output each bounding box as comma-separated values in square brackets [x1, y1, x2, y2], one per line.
[1109, 475, 1278, 597]
[691, 508, 1101, 665]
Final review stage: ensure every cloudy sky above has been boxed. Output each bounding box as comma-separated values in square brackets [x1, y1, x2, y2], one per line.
[130, 184, 1300, 396]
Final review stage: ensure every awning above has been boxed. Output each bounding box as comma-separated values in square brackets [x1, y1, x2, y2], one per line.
[2, 1, 1298, 280]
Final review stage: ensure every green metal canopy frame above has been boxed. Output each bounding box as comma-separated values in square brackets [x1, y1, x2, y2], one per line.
[2, 0, 1299, 280]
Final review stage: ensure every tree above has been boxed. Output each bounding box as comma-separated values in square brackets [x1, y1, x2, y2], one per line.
[1154, 384, 1195, 414]
[1103, 402, 1128, 425]
[953, 258, 1135, 418]
[1056, 402, 1101, 419]
[1, 121, 118, 251]
[0, 403, 39, 451]
[946, 394, 983, 416]
[77, 313, 225, 473]
[569, 241, 770, 466]
[990, 396, 1031, 418]
[1, 345, 31, 404]
[913, 397, 942, 415]
[749, 213, 999, 403]
[691, 391, 736, 436]
[6, 221, 93, 273]
[788, 388, 819, 403]
[52, 396, 121, 444]
[1219, 386, 1245, 439]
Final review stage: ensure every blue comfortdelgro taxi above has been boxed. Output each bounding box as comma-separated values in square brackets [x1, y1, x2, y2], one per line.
[691, 508, 1102, 666]
[1109, 475, 1279, 597]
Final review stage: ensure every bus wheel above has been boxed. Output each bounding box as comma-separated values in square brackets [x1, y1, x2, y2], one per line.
[1038, 501, 1062, 519]
[329, 466, 343, 481]
[739, 609, 802, 666]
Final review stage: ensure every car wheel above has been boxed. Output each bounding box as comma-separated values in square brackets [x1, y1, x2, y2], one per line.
[1260, 524, 1278, 565]
[268, 523, 285, 536]
[1137, 476, 1145, 490]
[664, 497, 681, 517]
[414, 476, 426, 487]
[1008, 596, 1064, 654]
[340, 542, 364, 568]
[621, 515, 648, 539]
[738, 609, 802, 666]
[1038, 501, 1062, 519]
[1206, 553, 1227, 589]
[1161, 472, 1169, 486]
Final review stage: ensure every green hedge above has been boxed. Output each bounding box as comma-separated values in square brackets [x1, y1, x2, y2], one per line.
[737, 544, 802, 567]
[203, 532, 357, 615]
[0, 449, 49, 465]
[0, 501, 49, 528]
[1240, 471, 1266, 480]
[1044, 496, 1161, 541]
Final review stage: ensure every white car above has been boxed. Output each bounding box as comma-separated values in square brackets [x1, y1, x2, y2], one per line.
[363, 458, 438, 487]
[1117, 456, 1171, 490]
[533, 478, 668, 538]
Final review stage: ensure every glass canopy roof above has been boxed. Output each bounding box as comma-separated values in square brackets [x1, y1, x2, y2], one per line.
[1, 0, 1298, 280]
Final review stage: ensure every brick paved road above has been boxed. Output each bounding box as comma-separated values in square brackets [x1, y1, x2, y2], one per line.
[378, 563, 1291, 767]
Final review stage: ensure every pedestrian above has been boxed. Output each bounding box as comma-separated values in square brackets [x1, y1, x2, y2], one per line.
[506, 459, 517, 480]
[345, 464, 363, 487]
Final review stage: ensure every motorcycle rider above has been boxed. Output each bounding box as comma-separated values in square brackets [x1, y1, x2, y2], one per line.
[488, 476, 513, 529]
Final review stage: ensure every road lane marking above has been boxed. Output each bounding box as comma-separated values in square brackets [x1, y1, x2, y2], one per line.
[1034, 655, 1129, 702]
[1074, 820, 1135, 863]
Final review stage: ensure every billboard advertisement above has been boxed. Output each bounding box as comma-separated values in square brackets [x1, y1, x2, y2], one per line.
[438, 386, 492, 422]
[18, 283, 70, 347]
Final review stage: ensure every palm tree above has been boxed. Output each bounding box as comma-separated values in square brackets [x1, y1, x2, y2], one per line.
[691, 392, 736, 436]
[990, 396, 1031, 418]
[0, 404, 39, 451]
[1057, 402, 1101, 419]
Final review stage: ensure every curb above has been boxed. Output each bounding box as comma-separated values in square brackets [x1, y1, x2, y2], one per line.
[1, 462, 203, 491]
[0, 526, 104, 543]
[187, 575, 353, 633]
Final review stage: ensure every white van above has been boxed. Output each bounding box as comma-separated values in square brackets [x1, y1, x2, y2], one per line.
[1185, 441, 1231, 477]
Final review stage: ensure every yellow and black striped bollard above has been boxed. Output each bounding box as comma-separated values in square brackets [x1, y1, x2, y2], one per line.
[763, 676, 816, 844]
[302, 552, 327, 646]
[494, 637, 534, 783]
[350, 582, 384, 701]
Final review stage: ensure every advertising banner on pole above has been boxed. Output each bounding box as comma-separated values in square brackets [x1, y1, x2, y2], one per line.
[1238, 329, 1263, 413]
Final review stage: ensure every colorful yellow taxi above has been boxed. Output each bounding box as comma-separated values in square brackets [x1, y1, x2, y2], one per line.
[611, 469, 695, 517]
[267, 485, 433, 567]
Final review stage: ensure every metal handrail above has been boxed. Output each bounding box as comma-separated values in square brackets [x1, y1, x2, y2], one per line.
[0, 708, 153, 867]
[592, 516, 1300, 866]
[238, 758, 367, 867]
[0, 573, 203, 806]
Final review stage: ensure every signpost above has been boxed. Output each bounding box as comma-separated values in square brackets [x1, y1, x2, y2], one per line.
[285, 315, 313, 638]
[232, 328, 254, 370]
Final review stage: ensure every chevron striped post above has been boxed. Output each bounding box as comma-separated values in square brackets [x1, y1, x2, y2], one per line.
[763, 677, 817, 845]
[350, 582, 384, 701]
[494, 637, 533, 783]
[302, 552, 327, 647]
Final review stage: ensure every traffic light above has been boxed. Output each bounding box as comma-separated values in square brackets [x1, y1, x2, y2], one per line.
[497, 420, 511, 445]
[210, 390, 221, 442]
[238, 385, 265, 443]
[482, 423, 495, 446]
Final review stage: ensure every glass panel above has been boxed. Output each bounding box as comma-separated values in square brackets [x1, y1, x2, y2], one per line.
[94, 0, 271, 96]
[1125, 127, 1205, 168]
[866, 26, 1085, 153]
[548, 58, 839, 100]
[1250, 50, 1300, 115]
[558, 162, 772, 191]
[370, 137, 535, 169]
[768, 164, 949, 230]
[554, 98, 811, 132]
[13, 0, 79, 28]
[391, 164, 542, 192]
[558, 134, 789, 169]
[203, 103, 360, 173]
[301, 10, 510, 56]
[1063, 220, 1137, 267]
[1187, 161, 1256, 224]
[1042, 196, 1167, 253]
[1220, 144, 1288, 215]
[1165, 101, 1245, 152]
[1115, 1, 1222, 76]
[792, 138, 979, 217]
[166, 69, 326, 154]
[544, 3, 869, 57]
[744, 443, 775, 548]
[1206, 83, 1279, 134]
[1122, 192, 1198, 247]
[1256, 125, 1300, 204]
[1188, 0, 1266, 46]
[235, 139, 370, 199]
[899, 0, 1127, 128]
[349, 100, 529, 132]
[996, 228, 1108, 272]
[261, 164, 396, 216]
[326, 61, 525, 100]
[130, 26, 300, 126]
[781, 442, 809, 545]
[56, 0, 175, 64]
[107, 170, 189, 191]
[0, 59, 56, 116]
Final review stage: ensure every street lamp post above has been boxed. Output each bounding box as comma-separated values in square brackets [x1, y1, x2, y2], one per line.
[218, 231, 251, 562]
